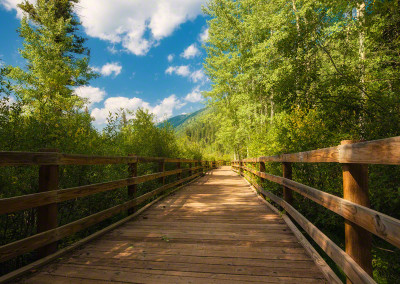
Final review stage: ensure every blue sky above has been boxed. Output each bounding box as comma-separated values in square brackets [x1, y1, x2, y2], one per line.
[0, 0, 210, 128]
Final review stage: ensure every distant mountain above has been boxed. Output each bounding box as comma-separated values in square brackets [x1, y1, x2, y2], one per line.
[158, 108, 205, 129]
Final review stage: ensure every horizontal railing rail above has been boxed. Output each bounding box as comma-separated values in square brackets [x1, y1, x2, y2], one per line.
[232, 136, 400, 284]
[0, 150, 221, 276]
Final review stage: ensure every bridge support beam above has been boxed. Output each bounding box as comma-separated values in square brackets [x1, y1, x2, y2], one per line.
[341, 140, 372, 283]
[128, 154, 137, 215]
[282, 162, 293, 205]
[38, 148, 59, 258]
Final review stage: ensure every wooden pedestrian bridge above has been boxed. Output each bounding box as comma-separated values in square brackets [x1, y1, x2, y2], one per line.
[1, 137, 400, 283]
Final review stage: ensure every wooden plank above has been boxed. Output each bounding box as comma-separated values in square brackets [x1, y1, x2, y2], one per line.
[0, 173, 201, 263]
[241, 165, 400, 249]
[0, 167, 203, 215]
[237, 136, 400, 165]
[338, 136, 400, 164]
[68, 253, 316, 268]
[0, 174, 204, 284]
[342, 140, 373, 281]
[62, 258, 323, 278]
[247, 182, 341, 284]
[24, 267, 325, 284]
[0, 151, 61, 166]
[255, 184, 376, 284]
[13, 167, 326, 284]
[241, 174, 341, 284]
[37, 149, 59, 258]
[0, 152, 201, 166]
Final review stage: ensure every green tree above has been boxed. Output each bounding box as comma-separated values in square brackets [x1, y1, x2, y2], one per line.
[5, 0, 97, 116]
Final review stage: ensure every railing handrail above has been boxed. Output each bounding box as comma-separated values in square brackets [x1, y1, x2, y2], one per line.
[0, 152, 222, 274]
[231, 135, 400, 284]
[233, 136, 400, 165]
[0, 151, 206, 166]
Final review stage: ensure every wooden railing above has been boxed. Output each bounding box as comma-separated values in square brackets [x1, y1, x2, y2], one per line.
[232, 137, 400, 284]
[0, 151, 218, 276]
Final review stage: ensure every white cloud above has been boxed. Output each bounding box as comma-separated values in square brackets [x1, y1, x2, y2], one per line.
[152, 95, 186, 121]
[199, 28, 209, 42]
[181, 44, 200, 59]
[165, 65, 191, 77]
[2, 0, 207, 55]
[78, 0, 207, 56]
[95, 62, 122, 77]
[184, 87, 203, 103]
[0, 0, 30, 18]
[165, 65, 207, 83]
[74, 86, 106, 107]
[190, 69, 206, 83]
[167, 54, 174, 62]
[91, 94, 185, 125]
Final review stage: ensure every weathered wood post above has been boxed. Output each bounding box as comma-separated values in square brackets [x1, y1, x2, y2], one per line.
[128, 154, 137, 215]
[282, 162, 293, 205]
[177, 161, 181, 180]
[189, 162, 193, 177]
[38, 148, 59, 257]
[159, 159, 165, 185]
[259, 161, 266, 185]
[341, 140, 372, 282]
[239, 160, 243, 176]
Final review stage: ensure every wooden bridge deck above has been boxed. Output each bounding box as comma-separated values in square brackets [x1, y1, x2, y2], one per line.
[19, 167, 328, 283]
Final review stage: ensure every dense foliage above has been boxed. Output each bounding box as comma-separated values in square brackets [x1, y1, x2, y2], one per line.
[191, 0, 400, 282]
[0, 0, 202, 276]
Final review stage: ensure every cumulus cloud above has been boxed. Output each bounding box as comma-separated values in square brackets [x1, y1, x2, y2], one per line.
[90, 94, 185, 126]
[190, 69, 206, 83]
[184, 87, 203, 103]
[165, 65, 191, 77]
[0, 0, 30, 18]
[78, 0, 207, 56]
[167, 54, 174, 62]
[199, 28, 209, 42]
[2, 0, 207, 55]
[181, 44, 200, 59]
[74, 86, 106, 107]
[165, 65, 206, 83]
[92, 62, 122, 77]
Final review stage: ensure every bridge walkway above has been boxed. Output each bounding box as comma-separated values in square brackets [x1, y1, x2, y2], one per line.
[20, 166, 328, 283]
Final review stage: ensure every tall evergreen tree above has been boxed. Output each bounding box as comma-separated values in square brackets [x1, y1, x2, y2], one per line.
[5, 0, 97, 116]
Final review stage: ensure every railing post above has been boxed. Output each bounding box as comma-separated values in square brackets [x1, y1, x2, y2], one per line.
[159, 160, 165, 185]
[189, 162, 193, 177]
[239, 160, 243, 176]
[282, 162, 293, 205]
[259, 161, 266, 185]
[38, 148, 59, 258]
[128, 154, 137, 215]
[177, 161, 181, 180]
[341, 140, 372, 282]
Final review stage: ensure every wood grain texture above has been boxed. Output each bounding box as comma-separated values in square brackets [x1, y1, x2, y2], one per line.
[15, 167, 327, 284]
[0, 173, 201, 263]
[237, 165, 400, 249]
[0, 166, 203, 215]
[0, 152, 202, 166]
[37, 149, 59, 258]
[234, 136, 400, 165]
[252, 184, 375, 284]
[0, 175, 204, 284]
[241, 175, 342, 284]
